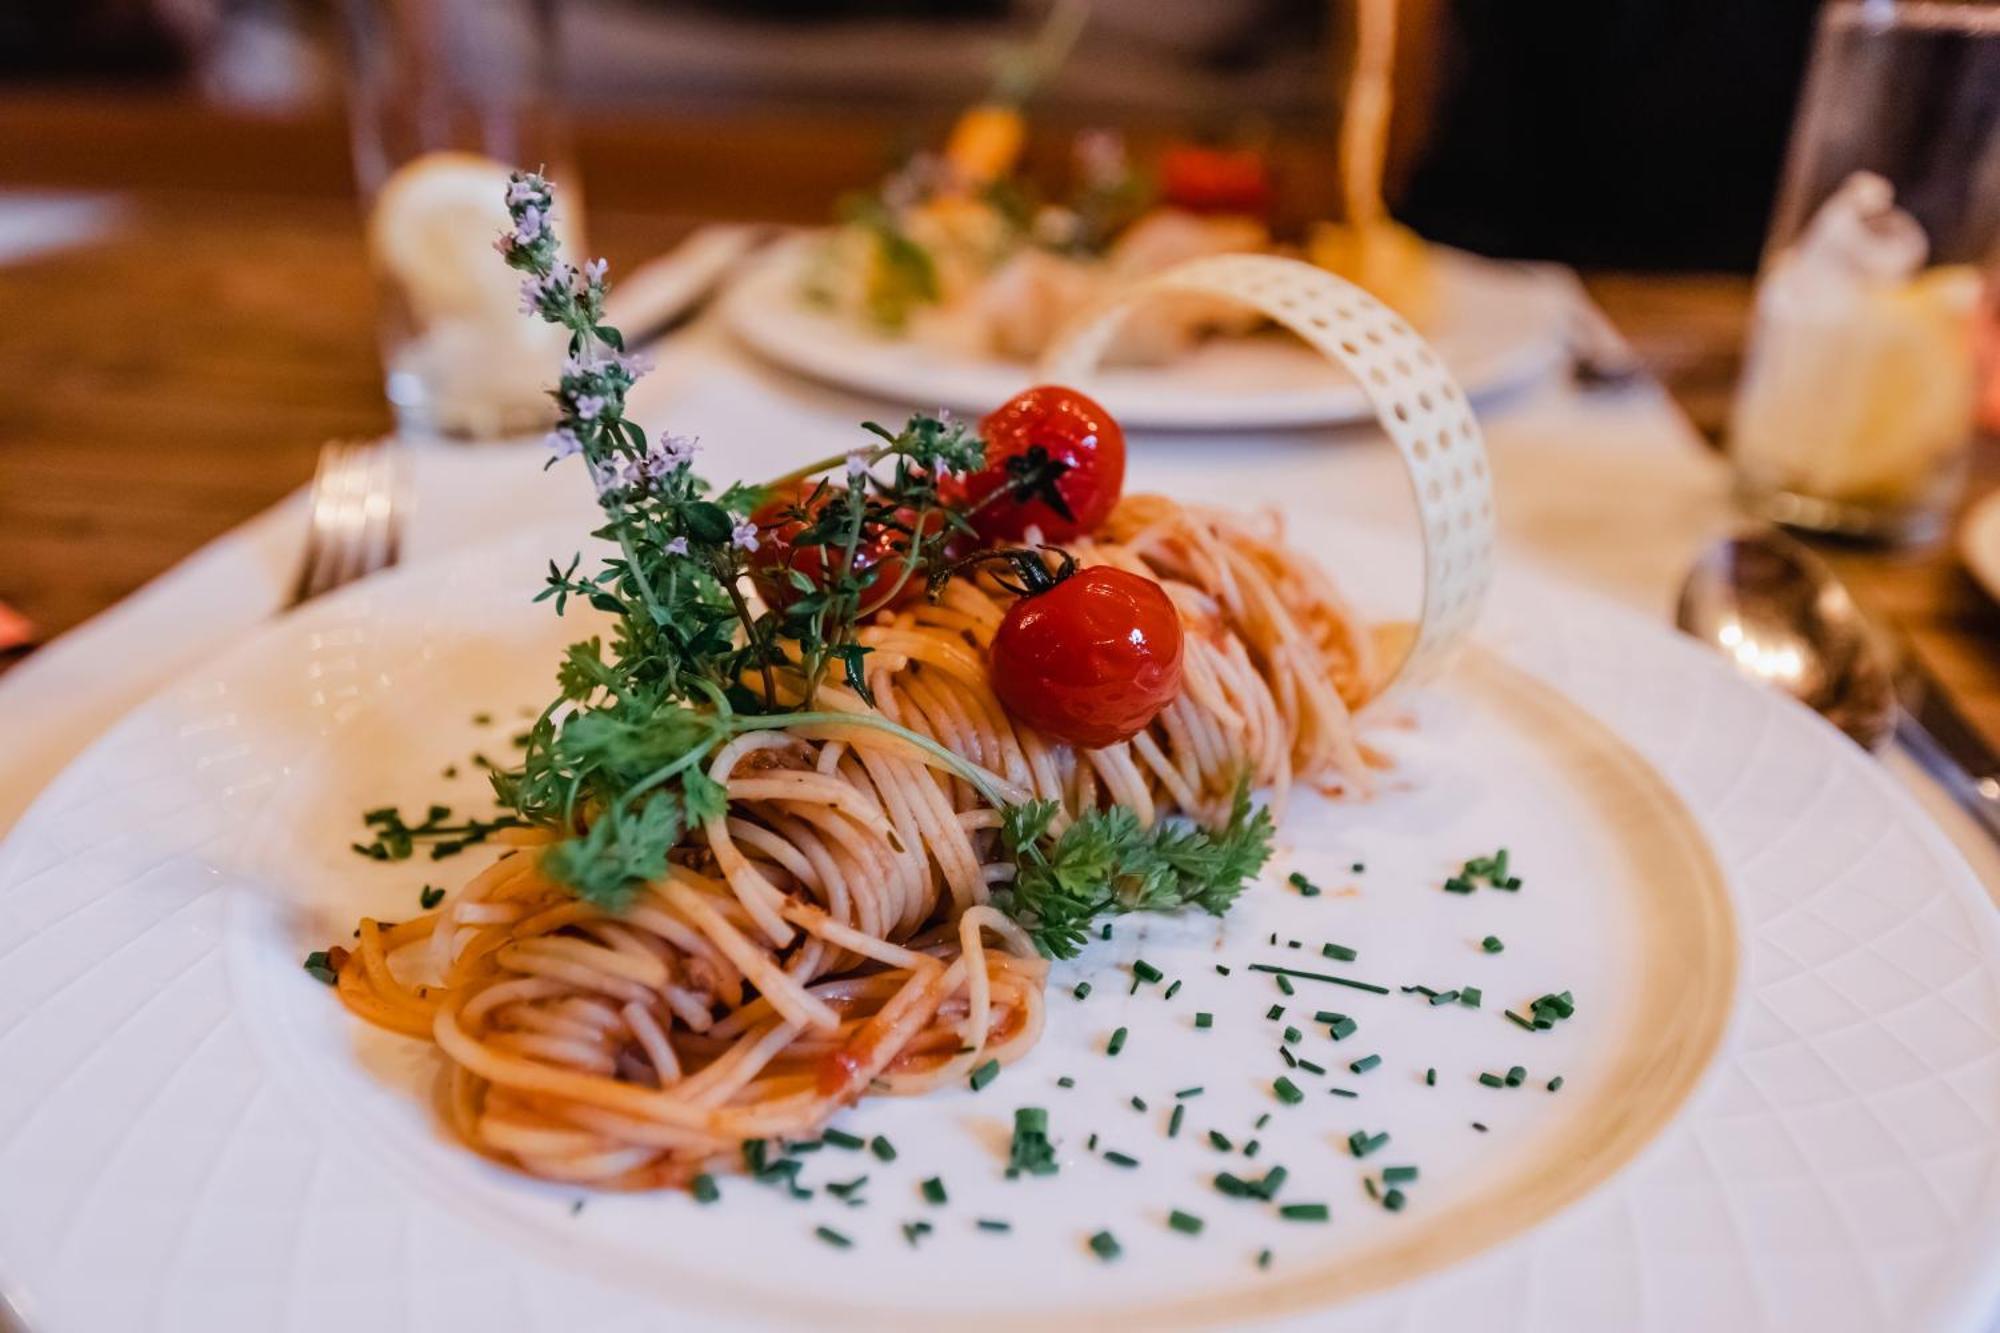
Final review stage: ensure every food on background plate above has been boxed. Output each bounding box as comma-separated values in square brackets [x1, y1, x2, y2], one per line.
[801, 0, 1438, 366]
[318, 174, 1388, 1190]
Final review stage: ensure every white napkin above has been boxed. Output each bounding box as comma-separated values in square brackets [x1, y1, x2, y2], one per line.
[4, 296, 1998, 910]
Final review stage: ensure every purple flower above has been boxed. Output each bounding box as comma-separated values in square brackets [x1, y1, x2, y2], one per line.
[588, 460, 623, 496]
[506, 177, 545, 207]
[573, 394, 607, 422]
[664, 536, 690, 557]
[519, 272, 567, 316]
[512, 205, 548, 246]
[658, 432, 698, 467]
[846, 450, 871, 481]
[730, 520, 760, 552]
[582, 257, 609, 287]
[545, 427, 583, 459]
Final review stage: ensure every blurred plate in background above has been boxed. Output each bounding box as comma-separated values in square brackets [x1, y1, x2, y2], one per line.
[723, 236, 1570, 430]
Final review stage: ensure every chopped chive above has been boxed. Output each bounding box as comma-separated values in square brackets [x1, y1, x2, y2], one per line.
[1425, 1067, 1437, 1086]
[1134, 960, 1163, 984]
[1266, 1004, 1285, 1021]
[814, 1225, 852, 1249]
[1247, 964, 1390, 995]
[1320, 941, 1358, 962]
[1176, 1086, 1203, 1099]
[1168, 1209, 1204, 1235]
[1258, 1248, 1274, 1270]
[1382, 1165, 1419, 1184]
[1328, 1086, 1357, 1098]
[1215, 964, 1231, 976]
[901, 1220, 931, 1246]
[1254, 1166, 1288, 1199]
[1255, 1113, 1271, 1130]
[1498, 877, 1522, 891]
[1478, 1072, 1506, 1088]
[1164, 979, 1182, 1000]
[1209, 1130, 1234, 1151]
[1007, 1107, 1057, 1178]
[1504, 1009, 1536, 1031]
[1283, 1026, 1303, 1045]
[1073, 981, 1092, 1000]
[1481, 935, 1505, 953]
[822, 1128, 865, 1150]
[1057, 1075, 1075, 1089]
[692, 1174, 719, 1203]
[1349, 1053, 1382, 1075]
[1472, 1121, 1489, 1132]
[1403, 984, 1437, 997]
[921, 1177, 947, 1204]
[1312, 1009, 1344, 1024]
[969, 1059, 1001, 1091]
[869, 1135, 897, 1162]
[1168, 1104, 1186, 1138]
[1088, 1230, 1121, 1261]
[1242, 1138, 1261, 1156]
[1107, 1027, 1128, 1056]
[1101, 923, 1112, 939]
[1547, 1075, 1565, 1092]
[1383, 1188, 1407, 1211]
[1505, 1065, 1527, 1087]
[1428, 990, 1461, 1006]
[976, 1217, 1011, 1232]
[1296, 1058, 1327, 1075]
[1130, 1096, 1148, 1112]
[1459, 987, 1483, 1007]
[1328, 1016, 1357, 1040]
[1194, 1011, 1213, 1028]
[1443, 876, 1475, 894]
[1279, 1203, 1329, 1222]
[1275, 975, 1296, 996]
[1273, 1077, 1304, 1105]
[1363, 1177, 1379, 1200]
[1279, 1046, 1298, 1068]
[1288, 871, 1322, 897]
[418, 884, 445, 909]
[1215, 1171, 1251, 1197]
[1347, 1130, 1390, 1158]
[825, 1175, 869, 1199]
[1103, 1151, 1139, 1168]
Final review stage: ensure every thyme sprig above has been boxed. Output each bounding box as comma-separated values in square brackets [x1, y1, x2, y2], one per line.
[425, 170, 1278, 929]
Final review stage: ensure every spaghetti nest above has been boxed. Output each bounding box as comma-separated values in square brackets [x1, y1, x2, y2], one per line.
[333, 495, 1379, 1188]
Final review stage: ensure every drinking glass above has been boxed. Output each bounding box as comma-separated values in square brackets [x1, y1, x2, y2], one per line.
[339, 0, 577, 439]
[1729, 0, 2000, 545]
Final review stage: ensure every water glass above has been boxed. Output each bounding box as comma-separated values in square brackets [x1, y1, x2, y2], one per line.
[339, 0, 576, 439]
[1729, 1, 2000, 545]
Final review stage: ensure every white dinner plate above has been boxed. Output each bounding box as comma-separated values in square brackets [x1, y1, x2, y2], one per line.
[2, 511, 1997, 1333]
[1959, 488, 2000, 604]
[721, 236, 1570, 430]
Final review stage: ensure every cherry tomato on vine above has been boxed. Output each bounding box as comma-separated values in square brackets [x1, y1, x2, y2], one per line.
[746, 482, 938, 613]
[957, 385, 1126, 544]
[1158, 144, 1273, 217]
[989, 558, 1184, 750]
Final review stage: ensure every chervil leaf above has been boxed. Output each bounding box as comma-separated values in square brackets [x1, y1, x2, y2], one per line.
[992, 780, 1274, 959]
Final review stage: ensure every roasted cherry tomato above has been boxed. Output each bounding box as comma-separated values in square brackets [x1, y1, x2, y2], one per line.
[989, 560, 1184, 749]
[747, 482, 937, 613]
[1158, 144, 1273, 217]
[959, 385, 1126, 544]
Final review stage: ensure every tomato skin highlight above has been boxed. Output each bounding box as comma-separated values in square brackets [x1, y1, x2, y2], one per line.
[989, 566, 1185, 749]
[963, 385, 1126, 544]
[746, 483, 934, 612]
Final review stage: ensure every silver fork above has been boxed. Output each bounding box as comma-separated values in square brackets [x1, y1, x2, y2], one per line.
[289, 440, 403, 606]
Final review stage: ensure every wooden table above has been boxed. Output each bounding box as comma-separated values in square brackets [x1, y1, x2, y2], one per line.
[2, 91, 1996, 747]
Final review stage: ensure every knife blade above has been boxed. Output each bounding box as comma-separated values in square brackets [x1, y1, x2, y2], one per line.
[1893, 657, 2000, 845]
